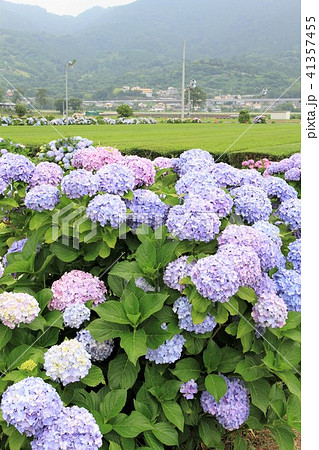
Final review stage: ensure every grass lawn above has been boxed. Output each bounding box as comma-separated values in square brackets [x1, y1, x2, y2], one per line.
[0, 122, 301, 158]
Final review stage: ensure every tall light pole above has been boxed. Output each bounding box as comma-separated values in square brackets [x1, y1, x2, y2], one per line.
[65, 60, 76, 125]
[181, 40, 186, 120]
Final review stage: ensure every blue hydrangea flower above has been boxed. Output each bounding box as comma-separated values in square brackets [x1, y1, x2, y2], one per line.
[31, 406, 103, 449]
[173, 297, 217, 334]
[250, 273, 277, 296]
[29, 162, 63, 188]
[63, 304, 91, 328]
[263, 177, 297, 202]
[61, 169, 100, 199]
[0, 177, 8, 194]
[210, 163, 242, 187]
[0, 153, 35, 183]
[273, 269, 301, 312]
[166, 200, 221, 242]
[145, 334, 186, 364]
[175, 171, 217, 196]
[44, 339, 91, 386]
[185, 187, 233, 218]
[231, 185, 272, 224]
[190, 254, 240, 303]
[163, 256, 196, 292]
[2, 238, 28, 266]
[180, 379, 198, 399]
[177, 149, 214, 175]
[0, 377, 63, 437]
[276, 198, 301, 233]
[287, 239, 301, 273]
[240, 169, 264, 188]
[76, 329, 114, 362]
[251, 292, 288, 328]
[25, 185, 60, 212]
[97, 163, 135, 195]
[217, 244, 261, 287]
[201, 376, 250, 431]
[135, 277, 155, 292]
[285, 167, 301, 181]
[87, 194, 127, 228]
[126, 189, 169, 230]
[252, 220, 282, 246]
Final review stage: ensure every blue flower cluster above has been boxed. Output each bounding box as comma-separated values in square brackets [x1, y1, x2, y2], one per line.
[251, 292, 288, 328]
[29, 162, 63, 188]
[76, 329, 114, 362]
[63, 304, 91, 328]
[185, 187, 233, 218]
[126, 189, 169, 230]
[0, 377, 63, 437]
[177, 148, 214, 176]
[87, 194, 127, 228]
[231, 185, 272, 224]
[166, 200, 221, 242]
[175, 171, 217, 195]
[273, 269, 301, 312]
[250, 273, 277, 297]
[3, 238, 28, 266]
[61, 169, 100, 199]
[0, 177, 7, 194]
[44, 339, 91, 385]
[31, 406, 103, 449]
[145, 334, 186, 364]
[201, 376, 250, 431]
[285, 167, 301, 181]
[97, 163, 135, 195]
[287, 239, 301, 273]
[217, 244, 261, 286]
[173, 297, 217, 334]
[240, 169, 264, 188]
[163, 256, 195, 292]
[277, 198, 301, 234]
[263, 177, 297, 202]
[180, 379, 198, 399]
[252, 220, 282, 246]
[190, 254, 240, 303]
[25, 185, 60, 212]
[210, 163, 241, 187]
[0, 152, 35, 183]
[38, 136, 94, 169]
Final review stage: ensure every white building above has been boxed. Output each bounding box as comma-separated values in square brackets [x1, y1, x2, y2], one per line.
[270, 112, 291, 120]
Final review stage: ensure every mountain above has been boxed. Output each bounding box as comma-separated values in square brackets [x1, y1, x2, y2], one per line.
[0, 0, 301, 99]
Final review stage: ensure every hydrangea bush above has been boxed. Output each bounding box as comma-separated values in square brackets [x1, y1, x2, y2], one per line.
[0, 142, 301, 449]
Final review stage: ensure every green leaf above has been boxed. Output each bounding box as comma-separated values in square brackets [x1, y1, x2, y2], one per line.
[111, 412, 153, 438]
[286, 394, 301, 432]
[87, 319, 130, 340]
[198, 418, 222, 449]
[29, 211, 49, 231]
[120, 329, 147, 365]
[108, 274, 126, 297]
[281, 311, 301, 330]
[8, 428, 28, 450]
[236, 287, 257, 302]
[217, 347, 242, 373]
[143, 320, 172, 349]
[94, 301, 130, 324]
[170, 358, 201, 382]
[275, 340, 301, 371]
[156, 242, 178, 268]
[203, 339, 222, 373]
[83, 242, 102, 261]
[109, 261, 143, 280]
[223, 296, 239, 315]
[236, 356, 270, 381]
[82, 365, 105, 387]
[36, 288, 53, 311]
[162, 402, 184, 431]
[191, 307, 209, 325]
[237, 316, 254, 338]
[152, 422, 179, 446]
[99, 242, 110, 258]
[269, 425, 296, 450]
[275, 371, 301, 400]
[0, 324, 12, 350]
[44, 310, 63, 329]
[25, 315, 46, 332]
[108, 354, 139, 389]
[205, 374, 227, 402]
[190, 289, 211, 313]
[139, 292, 168, 323]
[50, 242, 79, 262]
[247, 379, 270, 414]
[101, 389, 127, 420]
[135, 241, 157, 272]
[233, 435, 248, 450]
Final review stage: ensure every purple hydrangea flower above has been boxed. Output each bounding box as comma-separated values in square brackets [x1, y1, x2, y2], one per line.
[276, 198, 301, 233]
[166, 200, 221, 242]
[135, 277, 155, 292]
[185, 187, 233, 218]
[263, 177, 298, 202]
[173, 296, 217, 334]
[0, 261, 3, 278]
[0, 177, 8, 194]
[44, 339, 91, 385]
[61, 169, 100, 199]
[180, 379, 198, 399]
[153, 157, 176, 169]
[217, 244, 261, 287]
[252, 221, 282, 246]
[0, 377, 63, 437]
[273, 269, 301, 312]
[87, 193, 127, 228]
[287, 239, 301, 273]
[251, 292, 288, 328]
[49, 270, 106, 311]
[177, 149, 214, 176]
[201, 376, 250, 431]
[210, 163, 241, 188]
[240, 169, 264, 188]
[0, 153, 35, 183]
[76, 329, 114, 362]
[145, 334, 186, 364]
[285, 167, 301, 181]
[25, 185, 60, 212]
[97, 163, 135, 195]
[2, 238, 28, 266]
[289, 153, 301, 168]
[63, 303, 91, 328]
[126, 189, 169, 230]
[231, 185, 272, 224]
[175, 171, 217, 196]
[163, 256, 195, 292]
[0, 292, 40, 329]
[119, 155, 156, 187]
[31, 406, 103, 449]
[190, 254, 240, 303]
[29, 162, 63, 188]
[72, 146, 123, 171]
[250, 273, 277, 296]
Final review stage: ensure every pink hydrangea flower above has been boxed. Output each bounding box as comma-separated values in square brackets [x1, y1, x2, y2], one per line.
[119, 155, 156, 187]
[71, 147, 123, 171]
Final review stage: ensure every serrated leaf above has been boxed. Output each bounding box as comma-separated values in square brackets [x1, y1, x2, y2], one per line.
[120, 329, 147, 365]
[203, 340, 222, 373]
[94, 301, 130, 324]
[111, 412, 153, 438]
[152, 422, 179, 446]
[247, 379, 270, 414]
[82, 366, 105, 387]
[205, 374, 227, 402]
[101, 389, 127, 420]
[162, 402, 184, 431]
[170, 358, 201, 381]
[108, 354, 140, 389]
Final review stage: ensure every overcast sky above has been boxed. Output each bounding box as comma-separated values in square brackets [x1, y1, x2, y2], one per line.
[3, 0, 136, 16]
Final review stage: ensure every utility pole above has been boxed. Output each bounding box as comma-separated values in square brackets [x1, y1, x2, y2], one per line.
[181, 40, 186, 120]
[65, 60, 76, 125]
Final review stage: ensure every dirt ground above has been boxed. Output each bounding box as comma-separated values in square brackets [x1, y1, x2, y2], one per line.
[223, 429, 301, 449]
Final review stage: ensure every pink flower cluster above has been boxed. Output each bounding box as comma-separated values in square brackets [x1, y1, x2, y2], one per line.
[119, 155, 156, 187]
[71, 146, 123, 171]
[242, 158, 272, 170]
[48, 270, 107, 311]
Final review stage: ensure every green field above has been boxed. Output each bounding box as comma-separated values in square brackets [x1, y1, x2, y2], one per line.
[0, 122, 301, 160]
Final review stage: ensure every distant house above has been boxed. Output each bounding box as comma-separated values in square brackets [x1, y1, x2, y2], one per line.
[270, 112, 291, 120]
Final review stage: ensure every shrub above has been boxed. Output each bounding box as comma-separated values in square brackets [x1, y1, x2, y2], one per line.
[116, 104, 134, 117]
[238, 110, 251, 123]
[14, 104, 27, 118]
